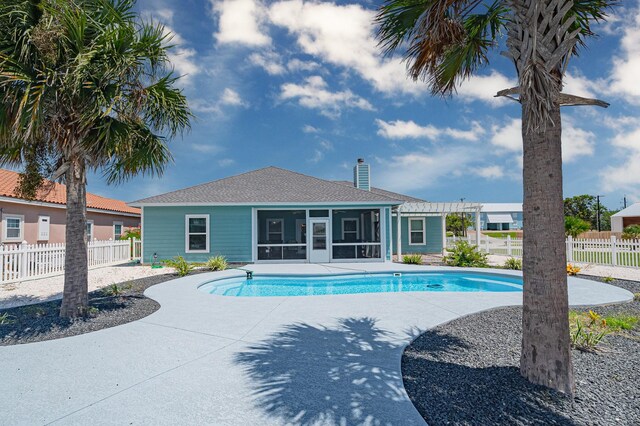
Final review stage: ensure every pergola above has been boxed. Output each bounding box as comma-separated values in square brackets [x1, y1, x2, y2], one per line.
[393, 202, 483, 258]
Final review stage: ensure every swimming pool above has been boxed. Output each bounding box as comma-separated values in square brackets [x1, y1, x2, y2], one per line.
[198, 272, 523, 297]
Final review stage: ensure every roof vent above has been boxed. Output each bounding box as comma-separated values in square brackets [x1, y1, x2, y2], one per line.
[353, 158, 370, 191]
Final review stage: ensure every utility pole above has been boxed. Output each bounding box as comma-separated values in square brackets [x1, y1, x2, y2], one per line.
[460, 197, 466, 237]
[596, 195, 604, 232]
[623, 195, 627, 209]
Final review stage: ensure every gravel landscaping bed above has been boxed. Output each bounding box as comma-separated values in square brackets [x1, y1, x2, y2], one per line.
[0, 273, 182, 346]
[403, 277, 640, 426]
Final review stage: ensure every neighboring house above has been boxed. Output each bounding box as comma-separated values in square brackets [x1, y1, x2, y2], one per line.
[131, 160, 463, 264]
[611, 203, 640, 233]
[0, 169, 140, 244]
[478, 203, 523, 231]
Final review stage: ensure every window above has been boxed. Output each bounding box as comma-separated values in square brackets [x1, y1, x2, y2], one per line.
[409, 218, 426, 245]
[267, 219, 283, 243]
[185, 215, 209, 253]
[113, 221, 123, 240]
[341, 218, 359, 242]
[3, 215, 24, 241]
[86, 220, 94, 241]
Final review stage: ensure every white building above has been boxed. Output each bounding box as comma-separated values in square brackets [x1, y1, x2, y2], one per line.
[478, 203, 523, 231]
[611, 203, 640, 232]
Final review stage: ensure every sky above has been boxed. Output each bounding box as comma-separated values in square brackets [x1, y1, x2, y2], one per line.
[87, 0, 640, 211]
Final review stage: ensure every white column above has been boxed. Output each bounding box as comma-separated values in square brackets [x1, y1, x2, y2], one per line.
[441, 213, 447, 254]
[396, 210, 402, 260]
[475, 207, 481, 247]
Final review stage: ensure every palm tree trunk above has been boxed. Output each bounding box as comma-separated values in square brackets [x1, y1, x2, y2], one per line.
[59, 159, 89, 318]
[520, 102, 575, 395]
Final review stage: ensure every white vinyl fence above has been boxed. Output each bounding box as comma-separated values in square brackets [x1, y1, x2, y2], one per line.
[0, 238, 142, 284]
[447, 235, 640, 268]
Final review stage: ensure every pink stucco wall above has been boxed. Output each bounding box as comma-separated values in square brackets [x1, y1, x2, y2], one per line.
[0, 201, 140, 244]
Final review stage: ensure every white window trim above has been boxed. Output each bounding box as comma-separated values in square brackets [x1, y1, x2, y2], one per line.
[86, 220, 94, 241]
[185, 214, 210, 253]
[113, 221, 124, 240]
[266, 218, 284, 243]
[3, 214, 24, 242]
[341, 218, 360, 241]
[408, 217, 426, 246]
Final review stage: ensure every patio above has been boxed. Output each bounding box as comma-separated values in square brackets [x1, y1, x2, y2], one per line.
[0, 263, 632, 425]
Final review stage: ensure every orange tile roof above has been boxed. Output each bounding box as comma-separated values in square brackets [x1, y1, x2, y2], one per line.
[0, 169, 140, 216]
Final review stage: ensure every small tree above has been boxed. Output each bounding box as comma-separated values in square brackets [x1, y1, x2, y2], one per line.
[0, 0, 191, 317]
[565, 216, 591, 238]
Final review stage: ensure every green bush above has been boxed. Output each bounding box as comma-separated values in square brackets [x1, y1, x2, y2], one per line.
[622, 224, 640, 240]
[402, 254, 423, 265]
[102, 283, 124, 297]
[0, 312, 15, 325]
[163, 256, 194, 277]
[206, 255, 228, 271]
[503, 257, 522, 270]
[444, 241, 488, 267]
[564, 216, 590, 238]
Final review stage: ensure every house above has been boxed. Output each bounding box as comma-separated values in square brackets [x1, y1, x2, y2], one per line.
[0, 169, 140, 244]
[477, 203, 523, 231]
[611, 203, 640, 233]
[131, 160, 482, 264]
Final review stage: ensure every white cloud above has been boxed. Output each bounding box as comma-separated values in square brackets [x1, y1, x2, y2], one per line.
[490, 118, 522, 152]
[609, 5, 640, 103]
[563, 72, 605, 98]
[490, 118, 595, 161]
[287, 58, 321, 72]
[600, 124, 640, 196]
[268, 0, 425, 96]
[218, 158, 236, 167]
[457, 71, 516, 106]
[319, 139, 333, 150]
[220, 88, 247, 106]
[375, 119, 484, 142]
[473, 165, 505, 179]
[279, 76, 374, 118]
[376, 151, 471, 192]
[143, 8, 200, 83]
[249, 51, 286, 75]
[302, 124, 319, 133]
[192, 143, 221, 153]
[212, 0, 271, 46]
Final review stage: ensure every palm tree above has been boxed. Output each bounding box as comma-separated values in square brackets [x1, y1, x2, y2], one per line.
[376, 0, 614, 395]
[0, 0, 191, 317]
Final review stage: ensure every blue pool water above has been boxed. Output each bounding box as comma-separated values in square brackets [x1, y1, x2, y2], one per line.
[198, 272, 523, 297]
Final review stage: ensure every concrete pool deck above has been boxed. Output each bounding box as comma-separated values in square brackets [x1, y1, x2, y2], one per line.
[0, 263, 633, 425]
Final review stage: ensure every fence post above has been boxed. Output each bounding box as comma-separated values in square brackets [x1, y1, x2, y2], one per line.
[611, 235, 617, 266]
[507, 235, 512, 256]
[567, 236, 573, 262]
[19, 241, 28, 279]
[109, 238, 114, 263]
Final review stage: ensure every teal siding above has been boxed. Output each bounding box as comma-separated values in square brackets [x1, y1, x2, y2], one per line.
[143, 206, 252, 263]
[392, 215, 443, 255]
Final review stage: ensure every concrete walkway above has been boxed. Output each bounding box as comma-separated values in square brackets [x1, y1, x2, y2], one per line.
[0, 264, 633, 425]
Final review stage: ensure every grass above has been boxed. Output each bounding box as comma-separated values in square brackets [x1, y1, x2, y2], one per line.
[569, 310, 639, 349]
[483, 231, 519, 238]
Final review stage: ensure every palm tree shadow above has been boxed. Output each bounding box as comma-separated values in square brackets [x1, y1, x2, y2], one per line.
[235, 317, 436, 425]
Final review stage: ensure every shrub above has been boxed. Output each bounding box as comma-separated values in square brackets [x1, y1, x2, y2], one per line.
[0, 312, 15, 325]
[603, 276, 614, 283]
[604, 314, 639, 331]
[163, 256, 194, 277]
[566, 264, 581, 276]
[102, 283, 124, 297]
[206, 255, 228, 271]
[121, 227, 141, 240]
[570, 310, 609, 351]
[564, 216, 591, 238]
[503, 257, 522, 270]
[402, 254, 423, 265]
[444, 241, 488, 267]
[635, 293, 640, 302]
[622, 224, 640, 240]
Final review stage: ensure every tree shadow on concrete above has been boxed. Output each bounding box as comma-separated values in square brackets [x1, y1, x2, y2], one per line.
[235, 317, 425, 425]
[403, 329, 578, 425]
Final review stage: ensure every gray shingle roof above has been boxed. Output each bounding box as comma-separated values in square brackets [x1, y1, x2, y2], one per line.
[131, 167, 403, 205]
[333, 181, 426, 203]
